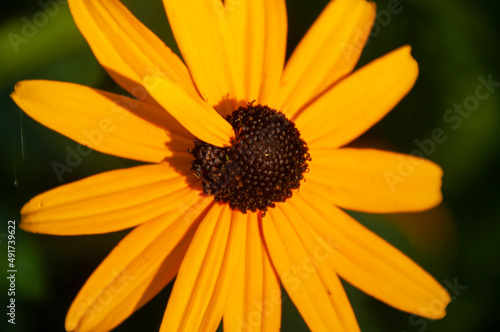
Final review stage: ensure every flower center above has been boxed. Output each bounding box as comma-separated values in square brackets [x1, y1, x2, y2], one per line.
[188, 103, 311, 215]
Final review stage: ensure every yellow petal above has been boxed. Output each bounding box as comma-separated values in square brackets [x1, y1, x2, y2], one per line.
[163, 0, 238, 116]
[226, 0, 287, 104]
[20, 164, 198, 235]
[198, 209, 247, 331]
[296, 46, 419, 148]
[263, 206, 359, 331]
[224, 213, 282, 332]
[68, 0, 196, 104]
[143, 76, 234, 147]
[65, 196, 213, 332]
[11, 80, 193, 163]
[160, 204, 246, 332]
[307, 148, 443, 213]
[289, 186, 451, 319]
[273, 0, 376, 116]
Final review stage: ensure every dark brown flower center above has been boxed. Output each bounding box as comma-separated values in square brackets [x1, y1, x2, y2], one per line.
[188, 103, 310, 216]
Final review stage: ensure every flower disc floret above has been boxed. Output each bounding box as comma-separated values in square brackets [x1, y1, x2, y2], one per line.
[189, 103, 311, 215]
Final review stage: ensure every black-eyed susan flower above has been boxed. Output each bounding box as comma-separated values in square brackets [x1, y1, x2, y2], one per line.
[11, 0, 451, 331]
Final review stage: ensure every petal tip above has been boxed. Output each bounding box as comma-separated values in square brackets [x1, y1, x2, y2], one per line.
[10, 81, 25, 99]
[18, 221, 29, 232]
[65, 320, 76, 332]
[413, 284, 451, 320]
[18, 219, 41, 234]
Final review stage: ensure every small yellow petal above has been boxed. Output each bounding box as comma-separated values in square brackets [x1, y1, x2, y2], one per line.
[224, 213, 282, 332]
[289, 186, 451, 319]
[163, 0, 238, 115]
[273, 0, 376, 115]
[160, 204, 245, 332]
[198, 209, 247, 331]
[11, 80, 192, 163]
[20, 164, 197, 235]
[296, 46, 418, 149]
[226, 0, 287, 104]
[69, 0, 197, 103]
[307, 148, 443, 213]
[65, 196, 213, 332]
[143, 76, 234, 148]
[263, 206, 359, 331]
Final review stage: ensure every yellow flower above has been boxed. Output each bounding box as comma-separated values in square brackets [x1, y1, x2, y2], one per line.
[11, 0, 451, 331]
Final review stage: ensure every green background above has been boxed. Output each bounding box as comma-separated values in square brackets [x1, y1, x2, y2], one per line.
[1, 0, 499, 331]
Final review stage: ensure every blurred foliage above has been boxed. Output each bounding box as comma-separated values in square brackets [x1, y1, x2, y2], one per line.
[1, 0, 499, 331]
